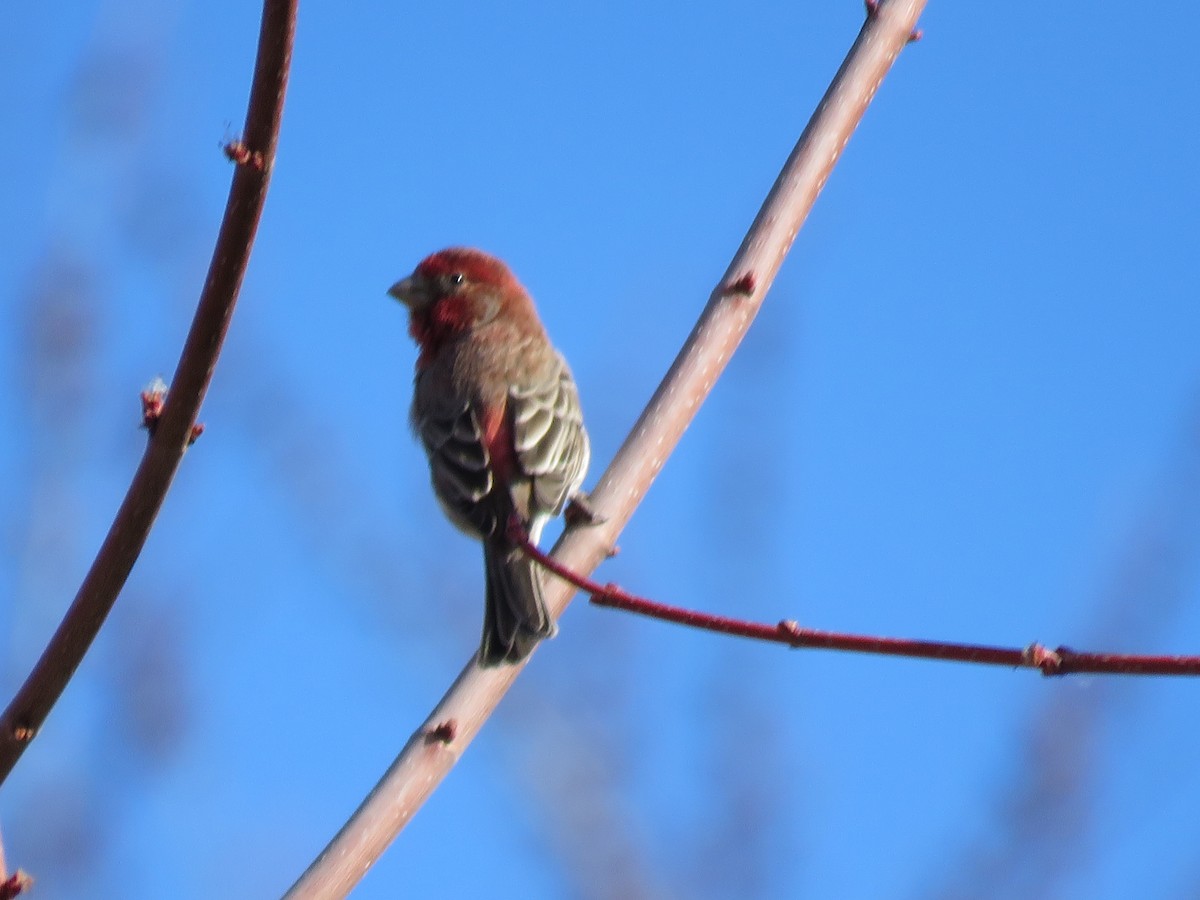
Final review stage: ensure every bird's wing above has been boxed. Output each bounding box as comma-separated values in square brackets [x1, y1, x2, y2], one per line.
[415, 395, 500, 536]
[510, 352, 591, 519]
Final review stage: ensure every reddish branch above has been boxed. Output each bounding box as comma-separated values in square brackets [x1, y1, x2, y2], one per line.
[516, 536, 1200, 676]
[141, 378, 204, 444]
[0, 0, 297, 784]
[284, 2, 928, 897]
[0, 874, 31, 900]
[0, 827, 30, 900]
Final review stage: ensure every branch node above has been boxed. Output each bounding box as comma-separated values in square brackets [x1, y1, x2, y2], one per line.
[1024, 642, 1063, 675]
[863, 1, 921, 42]
[140, 378, 205, 445]
[722, 273, 757, 297]
[424, 720, 457, 745]
[140, 377, 169, 434]
[777, 619, 805, 646]
[10, 724, 35, 744]
[588, 583, 623, 605]
[223, 139, 266, 171]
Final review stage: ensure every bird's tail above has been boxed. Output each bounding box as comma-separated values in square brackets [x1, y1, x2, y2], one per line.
[480, 541, 557, 665]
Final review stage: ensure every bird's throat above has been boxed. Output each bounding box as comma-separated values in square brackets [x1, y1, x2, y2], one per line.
[410, 295, 476, 370]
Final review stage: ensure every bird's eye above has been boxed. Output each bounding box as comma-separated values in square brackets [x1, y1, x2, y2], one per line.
[449, 272, 465, 286]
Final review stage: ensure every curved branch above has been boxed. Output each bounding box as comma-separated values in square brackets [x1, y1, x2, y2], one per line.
[0, 0, 298, 784]
[283, 1, 927, 897]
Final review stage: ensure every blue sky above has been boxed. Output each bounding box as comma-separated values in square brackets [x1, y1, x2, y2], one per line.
[2, 1, 1199, 897]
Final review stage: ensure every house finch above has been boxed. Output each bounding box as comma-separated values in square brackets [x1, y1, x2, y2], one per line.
[389, 248, 591, 665]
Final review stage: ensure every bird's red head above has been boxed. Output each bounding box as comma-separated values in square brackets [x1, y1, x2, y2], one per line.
[389, 248, 540, 368]
[412, 247, 515, 289]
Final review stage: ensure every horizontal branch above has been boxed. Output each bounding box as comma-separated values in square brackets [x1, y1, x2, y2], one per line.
[518, 538, 1200, 677]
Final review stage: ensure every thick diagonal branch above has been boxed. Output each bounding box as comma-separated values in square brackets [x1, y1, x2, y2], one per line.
[283, 2, 927, 897]
[0, 0, 297, 784]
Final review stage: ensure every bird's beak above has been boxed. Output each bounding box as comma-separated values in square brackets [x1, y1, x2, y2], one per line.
[388, 274, 425, 309]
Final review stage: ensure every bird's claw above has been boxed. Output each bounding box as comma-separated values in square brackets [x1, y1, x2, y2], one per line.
[565, 492, 606, 528]
[505, 514, 530, 545]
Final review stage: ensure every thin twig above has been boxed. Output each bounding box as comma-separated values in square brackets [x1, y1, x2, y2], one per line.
[0, 0, 297, 784]
[283, 2, 926, 897]
[597, 586, 1200, 676]
[514, 535, 1200, 677]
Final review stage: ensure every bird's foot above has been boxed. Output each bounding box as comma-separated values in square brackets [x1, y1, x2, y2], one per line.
[565, 492, 606, 528]
[505, 514, 531, 545]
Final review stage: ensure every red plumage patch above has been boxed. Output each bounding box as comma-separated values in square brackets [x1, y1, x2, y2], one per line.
[409, 294, 475, 369]
[416, 247, 513, 289]
[480, 402, 516, 482]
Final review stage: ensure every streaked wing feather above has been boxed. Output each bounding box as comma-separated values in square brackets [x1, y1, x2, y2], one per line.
[417, 398, 496, 531]
[511, 354, 590, 517]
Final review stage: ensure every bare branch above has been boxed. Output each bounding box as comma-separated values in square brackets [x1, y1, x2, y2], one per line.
[587, 579, 1200, 676]
[515, 531, 1200, 675]
[283, 2, 927, 896]
[0, 0, 297, 784]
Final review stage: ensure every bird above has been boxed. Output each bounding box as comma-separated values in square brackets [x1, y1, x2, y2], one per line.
[389, 248, 591, 665]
